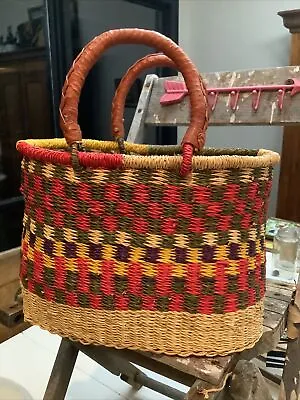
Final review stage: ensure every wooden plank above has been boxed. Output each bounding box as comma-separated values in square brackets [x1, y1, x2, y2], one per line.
[266, 280, 295, 298]
[148, 352, 236, 387]
[264, 309, 286, 330]
[264, 297, 290, 316]
[265, 290, 291, 304]
[145, 66, 300, 126]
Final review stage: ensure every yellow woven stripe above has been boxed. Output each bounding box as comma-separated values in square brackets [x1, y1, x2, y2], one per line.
[22, 230, 263, 278]
[20, 138, 150, 154]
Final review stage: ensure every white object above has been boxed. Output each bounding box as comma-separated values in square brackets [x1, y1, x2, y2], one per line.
[0, 377, 33, 400]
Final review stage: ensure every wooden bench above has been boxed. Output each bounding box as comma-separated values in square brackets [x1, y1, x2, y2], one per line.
[41, 65, 300, 399]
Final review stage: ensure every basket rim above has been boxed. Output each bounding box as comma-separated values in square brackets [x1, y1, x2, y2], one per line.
[17, 139, 280, 171]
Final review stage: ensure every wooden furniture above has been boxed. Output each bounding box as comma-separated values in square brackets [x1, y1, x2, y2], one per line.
[42, 66, 300, 399]
[277, 9, 300, 222]
[0, 247, 29, 344]
[0, 48, 52, 199]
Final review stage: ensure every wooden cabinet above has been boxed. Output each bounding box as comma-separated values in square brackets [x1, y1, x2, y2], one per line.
[0, 49, 52, 199]
[277, 10, 300, 222]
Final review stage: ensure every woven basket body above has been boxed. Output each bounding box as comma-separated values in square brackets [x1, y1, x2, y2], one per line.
[18, 140, 279, 356]
[17, 29, 280, 356]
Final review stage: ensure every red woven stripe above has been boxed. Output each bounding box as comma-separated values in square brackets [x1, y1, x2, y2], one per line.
[186, 263, 200, 295]
[169, 294, 184, 312]
[77, 259, 90, 293]
[115, 294, 129, 310]
[35, 208, 45, 224]
[248, 288, 256, 305]
[224, 293, 238, 313]
[215, 261, 228, 296]
[218, 215, 232, 231]
[55, 257, 66, 290]
[237, 260, 248, 291]
[133, 184, 149, 203]
[133, 217, 148, 234]
[53, 211, 64, 228]
[66, 292, 78, 307]
[33, 175, 43, 192]
[33, 249, 44, 283]
[224, 184, 240, 201]
[44, 287, 55, 302]
[148, 202, 163, 219]
[193, 185, 211, 203]
[17, 141, 124, 169]
[20, 243, 28, 280]
[162, 218, 177, 235]
[164, 185, 180, 204]
[78, 152, 124, 169]
[128, 262, 142, 296]
[199, 295, 213, 314]
[142, 295, 156, 311]
[90, 294, 101, 309]
[104, 183, 119, 201]
[17, 142, 72, 165]
[156, 263, 172, 296]
[103, 216, 118, 232]
[189, 217, 204, 233]
[101, 260, 115, 296]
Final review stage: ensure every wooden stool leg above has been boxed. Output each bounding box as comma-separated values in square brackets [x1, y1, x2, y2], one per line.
[279, 337, 300, 400]
[75, 343, 144, 389]
[75, 343, 185, 399]
[43, 338, 79, 400]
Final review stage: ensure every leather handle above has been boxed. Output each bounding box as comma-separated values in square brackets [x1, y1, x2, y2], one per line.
[59, 29, 208, 151]
[111, 53, 175, 138]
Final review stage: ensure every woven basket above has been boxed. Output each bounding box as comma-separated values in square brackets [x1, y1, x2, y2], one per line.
[17, 28, 280, 357]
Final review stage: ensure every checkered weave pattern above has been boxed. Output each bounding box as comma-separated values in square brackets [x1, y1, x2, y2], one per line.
[17, 139, 279, 356]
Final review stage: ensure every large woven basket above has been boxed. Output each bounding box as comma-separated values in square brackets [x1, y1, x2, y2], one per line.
[17, 28, 280, 357]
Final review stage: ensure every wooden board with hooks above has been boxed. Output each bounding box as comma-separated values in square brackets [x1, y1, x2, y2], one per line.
[144, 66, 300, 127]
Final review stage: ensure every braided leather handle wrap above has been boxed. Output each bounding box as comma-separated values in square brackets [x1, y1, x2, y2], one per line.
[59, 29, 208, 150]
[111, 53, 175, 138]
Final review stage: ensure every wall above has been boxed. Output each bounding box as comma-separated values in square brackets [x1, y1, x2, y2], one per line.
[179, 0, 300, 217]
[77, 0, 157, 140]
[0, 0, 42, 38]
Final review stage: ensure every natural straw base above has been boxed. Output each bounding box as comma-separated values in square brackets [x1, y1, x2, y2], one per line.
[23, 288, 264, 357]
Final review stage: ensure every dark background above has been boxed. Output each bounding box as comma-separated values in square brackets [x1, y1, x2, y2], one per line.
[0, 0, 178, 251]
